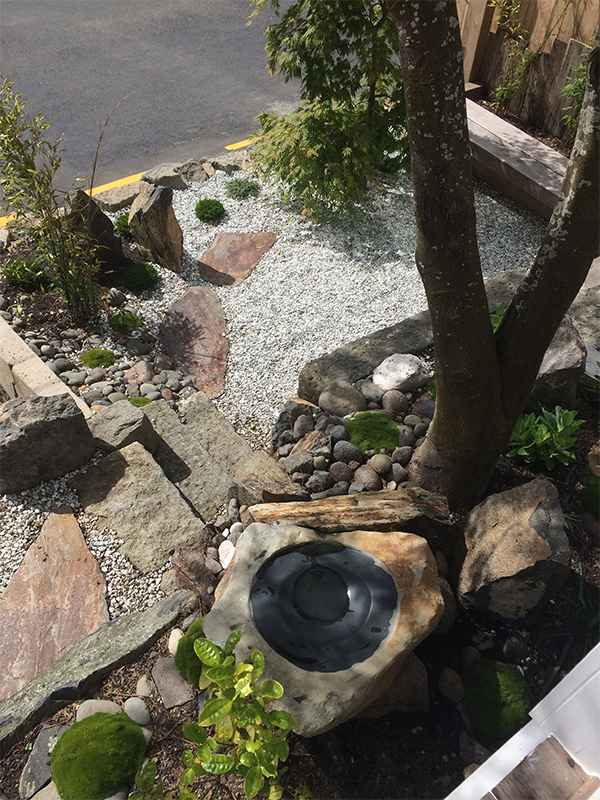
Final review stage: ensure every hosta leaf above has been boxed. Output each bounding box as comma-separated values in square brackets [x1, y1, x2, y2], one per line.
[194, 638, 222, 666]
[198, 697, 232, 726]
[244, 766, 265, 799]
[202, 754, 235, 775]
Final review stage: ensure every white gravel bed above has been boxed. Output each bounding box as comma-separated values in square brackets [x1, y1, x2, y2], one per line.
[0, 166, 546, 616]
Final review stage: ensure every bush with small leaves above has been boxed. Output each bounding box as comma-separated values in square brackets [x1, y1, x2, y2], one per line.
[80, 348, 116, 368]
[195, 198, 226, 223]
[124, 262, 160, 292]
[115, 212, 131, 238]
[225, 177, 260, 200]
[109, 310, 143, 334]
[51, 712, 145, 800]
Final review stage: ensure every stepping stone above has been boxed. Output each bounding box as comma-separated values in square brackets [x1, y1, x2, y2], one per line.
[143, 400, 234, 522]
[70, 442, 205, 574]
[197, 232, 277, 286]
[0, 507, 108, 701]
[159, 286, 228, 398]
[151, 656, 194, 709]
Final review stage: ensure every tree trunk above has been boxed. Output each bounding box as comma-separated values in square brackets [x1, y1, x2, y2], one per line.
[385, 1, 599, 511]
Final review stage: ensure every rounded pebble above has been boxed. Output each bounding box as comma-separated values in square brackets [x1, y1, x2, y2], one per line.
[124, 696, 151, 725]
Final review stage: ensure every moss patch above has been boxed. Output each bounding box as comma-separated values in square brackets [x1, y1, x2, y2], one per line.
[127, 396, 152, 407]
[80, 348, 115, 368]
[464, 659, 532, 744]
[109, 310, 143, 334]
[345, 411, 399, 454]
[51, 712, 145, 800]
[174, 618, 205, 687]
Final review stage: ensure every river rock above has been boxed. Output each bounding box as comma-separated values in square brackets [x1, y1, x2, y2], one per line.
[318, 380, 368, 417]
[373, 353, 430, 392]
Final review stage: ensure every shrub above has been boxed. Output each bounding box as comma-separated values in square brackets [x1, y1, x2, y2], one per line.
[114, 212, 131, 238]
[2, 257, 49, 291]
[127, 396, 152, 407]
[80, 348, 115, 368]
[195, 198, 226, 223]
[225, 177, 261, 200]
[51, 712, 145, 800]
[124, 262, 160, 292]
[174, 618, 206, 688]
[345, 411, 399, 454]
[507, 405, 585, 470]
[463, 660, 532, 743]
[109, 310, 143, 334]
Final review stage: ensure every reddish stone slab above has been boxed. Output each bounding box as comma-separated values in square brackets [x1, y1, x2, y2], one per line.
[0, 506, 108, 701]
[198, 232, 277, 286]
[159, 286, 228, 398]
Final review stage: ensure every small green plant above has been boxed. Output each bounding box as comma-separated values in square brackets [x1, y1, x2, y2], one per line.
[507, 405, 585, 470]
[124, 262, 160, 292]
[2, 257, 50, 291]
[226, 177, 261, 200]
[491, 301, 506, 333]
[80, 348, 115, 368]
[127, 396, 152, 407]
[109, 309, 143, 334]
[51, 712, 145, 800]
[463, 659, 531, 743]
[174, 618, 206, 688]
[195, 198, 226, 223]
[561, 51, 590, 147]
[114, 212, 131, 238]
[345, 410, 399, 454]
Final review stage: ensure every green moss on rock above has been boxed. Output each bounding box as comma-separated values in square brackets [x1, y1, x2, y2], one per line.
[80, 348, 115, 368]
[127, 396, 152, 407]
[174, 617, 205, 687]
[464, 659, 532, 744]
[345, 411, 399, 454]
[51, 712, 145, 800]
[109, 310, 143, 334]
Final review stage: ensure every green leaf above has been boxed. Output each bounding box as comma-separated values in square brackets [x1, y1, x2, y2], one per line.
[199, 697, 233, 726]
[204, 665, 235, 687]
[194, 637, 223, 666]
[135, 758, 157, 792]
[259, 680, 284, 699]
[182, 722, 207, 745]
[268, 783, 284, 800]
[181, 768, 196, 787]
[244, 766, 265, 799]
[202, 754, 235, 775]
[223, 629, 243, 654]
[268, 710, 297, 730]
[240, 750, 258, 768]
[195, 743, 212, 762]
[215, 713, 235, 743]
[181, 749, 195, 767]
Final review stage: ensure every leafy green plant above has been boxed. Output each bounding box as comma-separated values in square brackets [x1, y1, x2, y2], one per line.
[561, 51, 590, 147]
[115, 212, 131, 238]
[80, 348, 115, 368]
[507, 405, 585, 469]
[51, 712, 145, 800]
[2, 257, 50, 291]
[463, 659, 531, 743]
[195, 198, 226, 223]
[174, 618, 206, 688]
[226, 177, 261, 200]
[491, 301, 506, 333]
[0, 77, 100, 321]
[109, 309, 143, 333]
[124, 261, 160, 292]
[127, 396, 152, 407]
[345, 410, 399, 454]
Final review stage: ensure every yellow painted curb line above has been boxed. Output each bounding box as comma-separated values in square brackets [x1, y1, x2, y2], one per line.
[0, 213, 17, 228]
[225, 135, 261, 150]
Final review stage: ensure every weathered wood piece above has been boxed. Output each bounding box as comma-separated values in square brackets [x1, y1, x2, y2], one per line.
[244, 487, 450, 542]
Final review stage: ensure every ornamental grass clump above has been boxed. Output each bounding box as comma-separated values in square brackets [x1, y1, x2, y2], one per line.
[124, 261, 160, 292]
[463, 660, 532, 744]
[80, 348, 115, 368]
[345, 411, 399, 454]
[195, 198, 226, 223]
[51, 712, 145, 800]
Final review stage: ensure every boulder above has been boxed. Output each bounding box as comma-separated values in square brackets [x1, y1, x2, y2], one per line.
[67, 190, 129, 279]
[142, 163, 189, 190]
[0, 394, 96, 493]
[372, 353, 430, 393]
[357, 653, 429, 717]
[234, 451, 310, 506]
[159, 287, 228, 398]
[129, 183, 183, 273]
[458, 478, 570, 626]
[0, 507, 108, 701]
[527, 316, 586, 410]
[197, 232, 277, 286]
[93, 180, 147, 212]
[318, 380, 367, 417]
[204, 522, 443, 736]
[87, 401, 159, 453]
[243, 487, 450, 543]
[69, 442, 204, 573]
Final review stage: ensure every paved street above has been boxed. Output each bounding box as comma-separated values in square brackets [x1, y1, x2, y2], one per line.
[0, 0, 300, 190]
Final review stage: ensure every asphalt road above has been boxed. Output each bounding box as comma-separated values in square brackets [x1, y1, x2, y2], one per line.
[0, 0, 300, 191]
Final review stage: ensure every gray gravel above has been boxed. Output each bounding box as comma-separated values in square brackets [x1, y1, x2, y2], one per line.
[0, 165, 546, 616]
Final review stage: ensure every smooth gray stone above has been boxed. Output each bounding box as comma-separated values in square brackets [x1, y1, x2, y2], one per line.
[0, 590, 195, 753]
[18, 725, 69, 800]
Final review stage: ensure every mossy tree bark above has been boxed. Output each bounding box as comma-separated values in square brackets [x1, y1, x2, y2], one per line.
[384, 1, 599, 511]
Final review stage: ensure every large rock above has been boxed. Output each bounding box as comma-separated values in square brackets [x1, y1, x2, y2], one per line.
[204, 522, 443, 737]
[527, 316, 586, 410]
[234, 451, 309, 506]
[142, 399, 234, 521]
[67, 190, 129, 278]
[69, 442, 205, 573]
[0, 590, 194, 753]
[93, 180, 147, 212]
[459, 478, 570, 625]
[142, 163, 189, 191]
[87, 401, 159, 453]
[243, 487, 450, 544]
[357, 653, 429, 717]
[197, 232, 277, 286]
[160, 287, 228, 398]
[0, 394, 96, 494]
[129, 183, 183, 273]
[372, 353, 430, 393]
[0, 507, 108, 701]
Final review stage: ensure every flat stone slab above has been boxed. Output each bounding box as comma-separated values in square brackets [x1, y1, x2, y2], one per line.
[159, 286, 228, 398]
[151, 656, 195, 709]
[198, 232, 277, 286]
[93, 180, 147, 212]
[143, 399, 234, 522]
[0, 507, 108, 701]
[70, 442, 204, 573]
[0, 590, 195, 753]
[19, 724, 69, 800]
